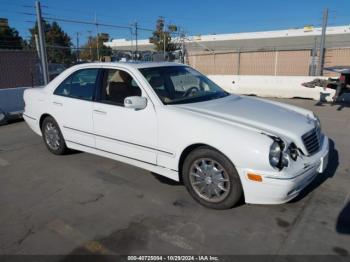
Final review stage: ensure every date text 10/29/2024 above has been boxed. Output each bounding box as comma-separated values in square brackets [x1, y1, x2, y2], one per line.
[127, 255, 220, 261]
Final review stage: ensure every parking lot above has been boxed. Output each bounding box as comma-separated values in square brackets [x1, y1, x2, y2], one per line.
[0, 98, 349, 256]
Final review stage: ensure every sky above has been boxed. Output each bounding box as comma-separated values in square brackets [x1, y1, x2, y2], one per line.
[1, 0, 350, 46]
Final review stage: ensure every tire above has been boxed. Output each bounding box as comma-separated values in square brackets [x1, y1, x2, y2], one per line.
[182, 146, 243, 209]
[41, 116, 67, 155]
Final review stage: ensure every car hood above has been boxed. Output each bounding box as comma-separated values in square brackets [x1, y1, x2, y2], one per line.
[174, 95, 316, 142]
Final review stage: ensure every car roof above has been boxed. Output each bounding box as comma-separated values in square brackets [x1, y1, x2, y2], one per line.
[72, 61, 185, 71]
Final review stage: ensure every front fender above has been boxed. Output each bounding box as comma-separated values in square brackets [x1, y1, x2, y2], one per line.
[157, 106, 274, 173]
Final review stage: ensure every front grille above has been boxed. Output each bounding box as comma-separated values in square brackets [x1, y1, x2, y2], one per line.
[302, 127, 321, 155]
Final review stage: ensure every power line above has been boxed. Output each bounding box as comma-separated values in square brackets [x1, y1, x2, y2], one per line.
[41, 5, 157, 25]
[43, 16, 132, 30]
[0, 2, 33, 8]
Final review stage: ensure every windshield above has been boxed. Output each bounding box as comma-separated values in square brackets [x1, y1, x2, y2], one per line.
[139, 66, 229, 105]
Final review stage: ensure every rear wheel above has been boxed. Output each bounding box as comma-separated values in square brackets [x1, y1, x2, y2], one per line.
[41, 116, 67, 155]
[182, 146, 243, 209]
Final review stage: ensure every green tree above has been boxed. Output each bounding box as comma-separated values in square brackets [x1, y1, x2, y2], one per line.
[0, 19, 26, 49]
[79, 34, 112, 61]
[149, 17, 179, 52]
[29, 21, 73, 64]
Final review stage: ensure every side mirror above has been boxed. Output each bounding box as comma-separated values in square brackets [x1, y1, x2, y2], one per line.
[124, 96, 147, 110]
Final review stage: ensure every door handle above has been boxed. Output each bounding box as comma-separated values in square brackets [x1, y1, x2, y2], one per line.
[53, 101, 63, 106]
[93, 109, 107, 115]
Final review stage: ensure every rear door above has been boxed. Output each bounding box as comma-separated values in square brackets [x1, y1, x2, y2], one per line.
[50, 68, 100, 147]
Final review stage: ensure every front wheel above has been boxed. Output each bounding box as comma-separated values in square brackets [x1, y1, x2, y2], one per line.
[41, 116, 67, 155]
[182, 147, 243, 209]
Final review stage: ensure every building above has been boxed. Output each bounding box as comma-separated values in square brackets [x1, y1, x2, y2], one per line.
[104, 25, 350, 76]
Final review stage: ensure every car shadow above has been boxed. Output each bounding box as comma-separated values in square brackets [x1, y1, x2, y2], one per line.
[0, 118, 24, 126]
[64, 149, 82, 155]
[290, 138, 339, 203]
[336, 202, 350, 234]
[315, 101, 350, 111]
[151, 173, 246, 208]
[151, 172, 183, 186]
[331, 101, 350, 111]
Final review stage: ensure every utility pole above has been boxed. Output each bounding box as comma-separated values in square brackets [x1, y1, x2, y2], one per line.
[35, 0, 49, 85]
[76, 32, 80, 62]
[178, 27, 186, 64]
[95, 13, 100, 61]
[163, 30, 166, 61]
[87, 30, 92, 61]
[181, 35, 185, 64]
[134, 22, 138, 60]
[316, 8, 328, 76]
[130, 28, 133, 53]
[311, 37, 318, 76]
[34, 34, 40, 59]
[160, 16, 166, 61]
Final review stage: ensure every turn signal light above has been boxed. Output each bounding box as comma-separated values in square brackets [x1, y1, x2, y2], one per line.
[247, 173, 263, 182]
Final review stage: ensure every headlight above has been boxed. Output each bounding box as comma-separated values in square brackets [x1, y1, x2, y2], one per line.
[316, 116, 321, 130]
[289, 143, 299, 161]
[269, 138, 288, 170]
[269, 141, 282, 168]
[313, 114, 321, 130]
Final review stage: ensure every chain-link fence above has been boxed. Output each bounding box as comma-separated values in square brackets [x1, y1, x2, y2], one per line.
[0, 49, 42, 89]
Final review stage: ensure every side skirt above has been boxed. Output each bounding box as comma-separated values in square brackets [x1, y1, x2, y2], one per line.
[66, 140, 180, 182]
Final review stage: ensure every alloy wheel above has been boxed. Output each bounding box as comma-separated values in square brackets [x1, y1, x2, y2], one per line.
[189, 158, 231, 203]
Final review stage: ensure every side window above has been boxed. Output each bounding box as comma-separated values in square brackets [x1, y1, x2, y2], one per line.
[98, 69, 142, 106]
[54, 69, 99, 101]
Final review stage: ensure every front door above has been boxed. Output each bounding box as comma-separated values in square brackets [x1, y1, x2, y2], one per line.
[92, 68, 158, 164]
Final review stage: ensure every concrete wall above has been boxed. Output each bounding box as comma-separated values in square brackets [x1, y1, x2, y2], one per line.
[0, 87, 27, 123]
[208, 75, 335, 101]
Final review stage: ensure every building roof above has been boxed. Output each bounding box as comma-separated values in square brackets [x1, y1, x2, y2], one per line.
[104, 25, 350, 52]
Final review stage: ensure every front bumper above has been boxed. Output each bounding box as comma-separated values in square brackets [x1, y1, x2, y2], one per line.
[239, 136, 329, 205]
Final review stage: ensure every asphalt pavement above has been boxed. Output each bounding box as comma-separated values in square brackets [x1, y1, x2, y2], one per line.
[0, 98, 349, 256]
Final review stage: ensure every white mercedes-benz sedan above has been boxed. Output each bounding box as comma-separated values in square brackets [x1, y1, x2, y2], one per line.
[23, 62, 329, 209]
